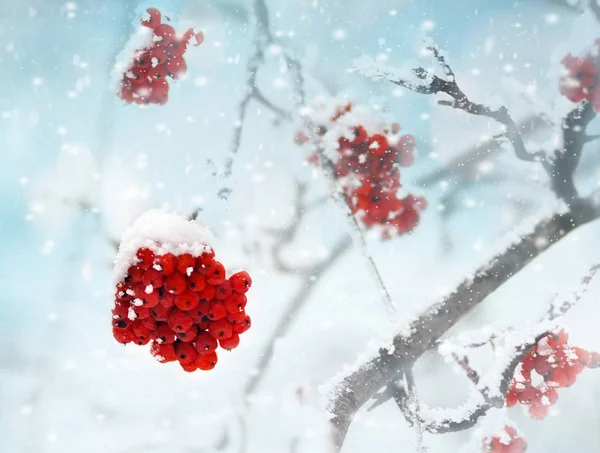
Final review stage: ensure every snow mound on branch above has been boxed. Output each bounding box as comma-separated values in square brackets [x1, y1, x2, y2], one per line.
[352, 54, 434, 88]
[113, 210, 214, 284]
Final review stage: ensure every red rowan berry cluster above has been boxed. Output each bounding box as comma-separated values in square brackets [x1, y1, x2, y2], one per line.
[505, 329, 600, 419]
[482, 425, 526, 453]
[559, 38, 600, 112]
[295, 99, 426, 239]
[117, 7, 204, 106]
[111, 211, 252, 372]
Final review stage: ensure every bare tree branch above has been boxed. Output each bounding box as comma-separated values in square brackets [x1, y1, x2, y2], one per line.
[245, 235, 351, 397]
[219, 0, 305, 200]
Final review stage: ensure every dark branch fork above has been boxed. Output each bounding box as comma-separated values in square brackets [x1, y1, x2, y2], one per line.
[329, 46, 600, 449]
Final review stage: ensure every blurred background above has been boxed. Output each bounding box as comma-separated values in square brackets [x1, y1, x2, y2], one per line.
[1, 0, 600, 452]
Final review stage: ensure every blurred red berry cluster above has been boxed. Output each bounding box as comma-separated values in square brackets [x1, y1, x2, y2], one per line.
[112, 247, 252, 372]
[118, 7, 204, 106]
[505, 328, 599, 419]
[482, 425, 526, 453]
[296, 101, 426, 240]
[559, 39, 600, 112]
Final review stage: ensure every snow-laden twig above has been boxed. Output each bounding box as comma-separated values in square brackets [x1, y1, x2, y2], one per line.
[354, 50, 546, 166]
[327, 189, 600, 449]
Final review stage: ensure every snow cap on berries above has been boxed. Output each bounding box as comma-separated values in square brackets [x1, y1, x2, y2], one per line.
[113, 209, 214, 285]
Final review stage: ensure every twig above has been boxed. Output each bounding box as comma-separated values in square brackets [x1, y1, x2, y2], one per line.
[219, 0, 303, 200]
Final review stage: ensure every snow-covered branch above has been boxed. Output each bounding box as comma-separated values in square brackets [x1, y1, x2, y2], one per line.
[327, 192, 600, 450]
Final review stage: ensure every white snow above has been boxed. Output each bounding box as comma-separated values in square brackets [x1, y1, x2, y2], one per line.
[113, 210, 214, 284]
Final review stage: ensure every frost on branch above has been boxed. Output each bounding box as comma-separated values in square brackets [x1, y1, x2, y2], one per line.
[295, 97, 427, 240]
[112, 210, 253, 372]
[113, 7, 204, 106]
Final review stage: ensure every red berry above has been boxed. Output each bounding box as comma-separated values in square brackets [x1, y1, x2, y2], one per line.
[155, 253, 177, 275]
[174, 342, 197, 364]
[180, 362, 197, 372]
[141, 317, 158, 331]
[547, 366, 569, 387]
[547, 329, 569, 349]
[194, 332, 218, 354]
[165, 54, 187, 79]
[521, 352, 535, 372]
[164, 272, 187, 295]
[136, 248, 155, 270]
[196, 249, 215, 270]
[141, 7, 161, 29]
[151, 342, 177, 363]
[214, 281, 232, 300]
[505, 388, 518, 408]
[126, 265, 144, 283]
[148, 46, 169, 66]
[367, 134, 389, 156]
[528, 401, 549, 420]
[154, 24, 176, 46]
[134, 284, 160, 308]
[150, 303, 171, 321]
[142, 268, 164, 289]
[230, 271, 252, 293]
[176, 324, 198, 343]
[351, 125, 368, 144]
[193, 31, 204, 46]
[232, 315, 251, 334]
[206, 261, 226, 285]
[160, 290, 175, 308]
[168, 308, 194, 333]
[188, 273, 207, 292]
[199, 285, 216, 303]
[533, 354, 553, 376]
[177, 254, 196, 276]
[225, 293, 247, 313]
[132, 305, 151, 319]
[193, 299, 211, 320]
[154, 323, 176, 344]
[227, 310, 246, 325]
[195, 351, 218, 370]
[112, 317, 131, 331]
[208, 319, 233, 340]
[219, 333, 240, 350]
[207, 302, 227, 321]
[174, 290, 200, 311]
[589, 351, 600, 368]
[517, 386, 539, 404]
[571, 347, 591, 367]
[113, 328, 134, 344]
[541, 386, 558, 405]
